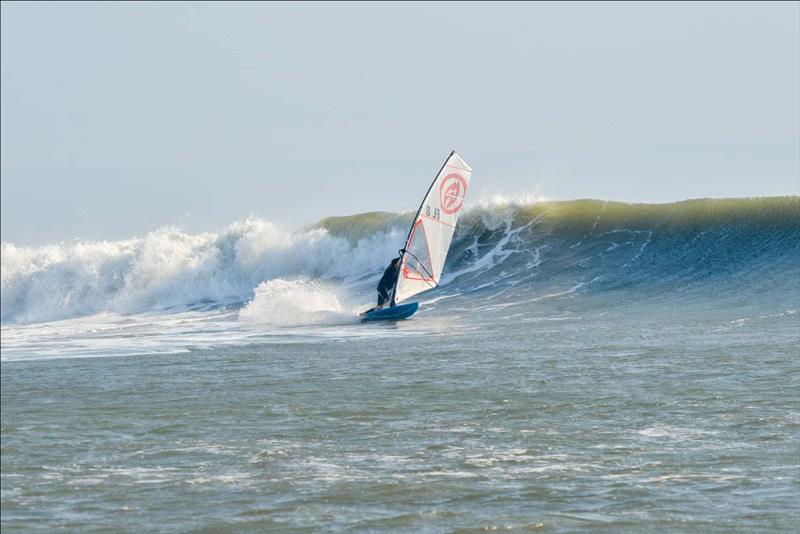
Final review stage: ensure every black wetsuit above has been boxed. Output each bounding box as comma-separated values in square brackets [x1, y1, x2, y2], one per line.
[376, 261, 400, 306]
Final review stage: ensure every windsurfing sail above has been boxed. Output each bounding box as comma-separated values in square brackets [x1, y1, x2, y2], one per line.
[392, 151, 472, 304]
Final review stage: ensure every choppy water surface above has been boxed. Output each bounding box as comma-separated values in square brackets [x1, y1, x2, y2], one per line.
[2, 198, 799, 531]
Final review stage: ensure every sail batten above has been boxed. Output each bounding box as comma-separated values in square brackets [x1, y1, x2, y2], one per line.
[393, 152, 472, 304]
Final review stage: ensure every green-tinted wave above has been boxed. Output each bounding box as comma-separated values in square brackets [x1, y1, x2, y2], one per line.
[318, 197, 799, 239]
[512, 197, 800, 235]
[316, 197, 800, 296]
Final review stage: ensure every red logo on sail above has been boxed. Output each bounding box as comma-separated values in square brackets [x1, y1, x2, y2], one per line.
[440, 174, 467, 215]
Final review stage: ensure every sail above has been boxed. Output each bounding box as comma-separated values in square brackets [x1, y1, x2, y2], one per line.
[393, 151, 472, 304]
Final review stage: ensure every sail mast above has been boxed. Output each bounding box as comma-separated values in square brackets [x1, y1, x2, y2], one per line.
[391, 151, 472, 305]
[391, 151, 455, 305]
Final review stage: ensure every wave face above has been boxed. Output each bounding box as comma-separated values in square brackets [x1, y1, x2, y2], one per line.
[2, 197, 798, 324]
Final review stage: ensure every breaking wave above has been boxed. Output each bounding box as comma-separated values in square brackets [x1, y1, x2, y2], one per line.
[2, 197, 798, 324]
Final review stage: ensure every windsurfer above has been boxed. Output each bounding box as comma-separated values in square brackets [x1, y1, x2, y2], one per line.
[376, 257, 401, 308]
[360, 257, 401, 316]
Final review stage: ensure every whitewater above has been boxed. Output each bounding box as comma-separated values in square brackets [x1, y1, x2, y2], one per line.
[2, 196, 799, 531]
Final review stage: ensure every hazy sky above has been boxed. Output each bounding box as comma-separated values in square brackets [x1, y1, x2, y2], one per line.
[2, 1, 798, 244]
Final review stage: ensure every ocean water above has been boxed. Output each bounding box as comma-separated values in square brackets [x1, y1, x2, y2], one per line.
[2, 197, 799, 532]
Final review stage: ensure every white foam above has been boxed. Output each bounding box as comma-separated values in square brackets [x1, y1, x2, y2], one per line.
[239, 278, 354, 326]
[1, 218, 404, 324]
[439, 220, 536, 287]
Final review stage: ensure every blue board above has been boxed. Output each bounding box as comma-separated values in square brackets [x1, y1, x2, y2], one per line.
[360, 302, 419, 322]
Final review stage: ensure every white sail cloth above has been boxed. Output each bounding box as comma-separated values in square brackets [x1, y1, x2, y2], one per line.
[393, 151, 472, 304]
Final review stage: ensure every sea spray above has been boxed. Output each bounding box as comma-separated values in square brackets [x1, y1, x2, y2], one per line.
[239, 278, 351, 326]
